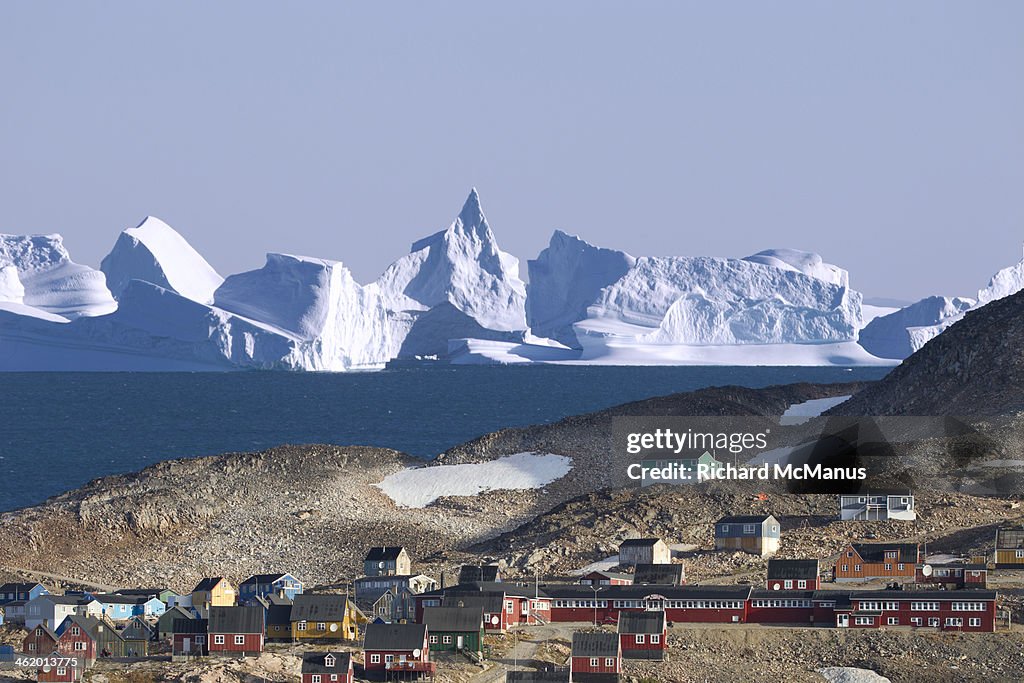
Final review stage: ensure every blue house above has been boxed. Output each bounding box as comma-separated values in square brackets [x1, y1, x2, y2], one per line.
[714, 514, 781, 557]
[239, 573, 303, 603]
[92, 594, 166, 621]
[0, 582, 49, 604]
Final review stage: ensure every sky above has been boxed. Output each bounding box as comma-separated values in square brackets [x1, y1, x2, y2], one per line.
[1, 2, 1021, 301]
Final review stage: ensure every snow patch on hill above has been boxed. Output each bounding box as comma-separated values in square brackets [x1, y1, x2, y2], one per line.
[375, 452, 573, 508]
[780, 395, 852, 425]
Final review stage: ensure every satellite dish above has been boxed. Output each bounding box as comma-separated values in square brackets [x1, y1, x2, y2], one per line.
[413, 648, 421, 658]
[772, 584, 780, 590]
[378, 562, 385, 569]
[922, 565, 933, 577]
[330, 623, 339, 632]
[490, 616, 499, 625]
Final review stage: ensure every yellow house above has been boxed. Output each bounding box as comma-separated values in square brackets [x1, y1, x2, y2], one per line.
[191, 577, 236, 610]
[994, 527, 1024, 568]
[290, 594, 366, 641]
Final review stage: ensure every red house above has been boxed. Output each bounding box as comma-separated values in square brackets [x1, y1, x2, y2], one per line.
[570, 631, 621, 682]
[208, 606, 264, 657]
[547, 585, 750, 625]
[36, 657, 85, 682]
[838, 590, 997, 631]
[766, 559, 820, 591]
[578, 571, 632, 587]
[617, 611, 666, 661]
[171, 618, 208, 660]
[55, 616, 97, 665]
[915, 562, 988, 589]
[21, 622, 59, 655]
[363, 622, 435, 678]
[301, 650, 353, 683]
[747, 590, 815, 625]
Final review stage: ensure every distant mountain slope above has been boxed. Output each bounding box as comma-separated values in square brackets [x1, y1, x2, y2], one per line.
[831, 288, 1024, 416]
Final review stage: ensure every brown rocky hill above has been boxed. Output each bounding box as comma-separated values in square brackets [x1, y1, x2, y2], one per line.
[831, 289, 1024, 416]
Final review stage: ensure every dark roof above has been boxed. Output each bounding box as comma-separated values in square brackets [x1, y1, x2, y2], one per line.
[363, 622, 426, 651]
[290, 594, 347, 622]
[840, 489, 913, 497]
[30, 623, 60, 642]
[633, 564, 684, 585]
[617, 611, 665, 634]
[571, 632, 619, 657]
[0, 582, 43, 592]
[750, 590, 816, 600]
[208, 606, 264, 634]
[114, 588, 173, 598]
[850, 543, 919, 563]
[458, 565, 501, 584]
[301, 651, 352, 674]
[995, 527, 1024, 549]
[442, 593, 505, 614]
[717, 515, 774, 524]
[423, 607, 483, 633]
[161, 606, 195, 622]
[849, 590, 997, 601]
[581, 571, 633, 582]
[60, 615, 126, 643]
[173, 618, 208, 635]
[93, 594, 155, 605]
[505, 672, 570, 682]
[767, 559, 819, 580]
[192, 577, 226, 593]
[44, 595, 95, 606]
[241, 573, 295, 586]
[365, 547, 407, 562]
[266, 603, 293, 627]
[618, 538, 663, 548]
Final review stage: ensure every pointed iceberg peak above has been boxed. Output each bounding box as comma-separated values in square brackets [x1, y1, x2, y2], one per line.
[101, 215, 223, 304]
[453, 187, 489, 238]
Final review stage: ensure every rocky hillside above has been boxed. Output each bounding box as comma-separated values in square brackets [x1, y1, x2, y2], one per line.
[832, 288, 1024, 416]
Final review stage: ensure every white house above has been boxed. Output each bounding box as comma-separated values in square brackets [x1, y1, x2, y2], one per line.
[25, 594, 102, 630]
[839, 491, 915, 521]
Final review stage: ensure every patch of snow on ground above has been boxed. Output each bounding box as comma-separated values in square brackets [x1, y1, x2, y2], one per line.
[376, 452, 572, 508]
[818, 667, 891, 683]
[576, 556, 620, 573]
[780, 396, 852, 425]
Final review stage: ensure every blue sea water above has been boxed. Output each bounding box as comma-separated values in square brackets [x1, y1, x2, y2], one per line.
[0, 365, 890, 512]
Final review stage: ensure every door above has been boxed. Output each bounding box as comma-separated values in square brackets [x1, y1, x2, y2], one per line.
[457, 635, 464, 650]
[182, 639, 190, 653]
[837, 614, 849, 628]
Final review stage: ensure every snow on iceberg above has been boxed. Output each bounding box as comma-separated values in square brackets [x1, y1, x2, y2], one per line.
[100, 216, 224, 304]
[375, 452, 572, 508]
[0, 234, 116, 319]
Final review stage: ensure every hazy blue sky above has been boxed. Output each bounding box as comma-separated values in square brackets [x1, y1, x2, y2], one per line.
[1, 2, 1021, 300]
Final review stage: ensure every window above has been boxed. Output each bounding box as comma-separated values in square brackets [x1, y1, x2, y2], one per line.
[1016, 550, 1024, 559]
[234, 635, 245, 645]
[884, 564, 892, 571]
[317, 622, 326, 631]
[885, 551, 897, 558]
[214, 635, 225, 645]
[784, 580, 793, 589]
[384, 654, 394, 663]
[75, 642, 86, 651]
[841, 565, 848, 572]
[429, 635, 438, 644]
[969, 618, 981, 627]
[911, 602, 940, 611]
[951, 602, 985, 611]
[720, 524, 729, 533]
[27, 643, 36, 652]
[888, 617, 898, 625]
[71, 626, 80, 636]
[945, 618, 963, 627]
[605, 657, 615, 667]
[57, 668, 66, 677]
[312, 677, 321, 683]
[297, 621, 307, 631]
[911, 617, 922, 626]
[928, 618, 939, 627]
[442, 635, 452, 644]
[651, 634, 660, 644]
[590, 658, 598, 666]
[370, 654, 380, 664]
[743, 524, 756, 534]
[506, 601, 514, 614]
[194, 636, 203, 644]
[901, 497, 909, 505]
[854, 617, 874, 625]
[635, 634, 645, 644]
[897, 564, 905, 571]
[854, 565, 861, 572]
[797, 580, 807, 589]
[847, 551, 854, 557]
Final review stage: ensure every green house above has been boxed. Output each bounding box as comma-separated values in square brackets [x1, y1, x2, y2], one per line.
[422, 606, 484, 655]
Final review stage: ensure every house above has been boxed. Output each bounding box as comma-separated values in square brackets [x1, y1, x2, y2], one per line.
[617, 538, 670, 567]
[354, 574, 437, 622]
[56, 614, 128, 663]
[639, 451, 724, 486]
[158, 606, 196, 641]
[834, 543, 919, 582]
[506, 673, 569, 682]
[829, 589, 998, 631]
[191, 578, 236, 610]
[916, 562, 988, 588]
[714, 515, 781, 556]
[171, 618, 208, 660]
[632, 564, 684, 586]
[578, 571, 632, 587]
[36, 655, 86, 683]
[239, 573, 304, 603]
[21, 622, 59, 655]
[208, 606, 264, 657]
[0, 582, 48, 604]
[766, 559, 820, 591]
[457, 564, 502, 584]
[839, 491, 916, 521]
[617, 611, 666, 660]
[546, 584, 751, 625]
[114, 588, 178, 605]
[3, 600, 27, 624]
[364, 547, 412, 577]
[259, 595, 293, 640]
[993, 526, 1024, 569]
[569, 631, 621, 682]
[91, 594, 166, 621]
[362, 622, 435, 678]
[302, 651, 354, 683]
[422, 606, 484, 655]
[439, 593, 510, 632]
[121, 616, 155, 656]
[291, 593, 363, 641]
[25, 595, 102, 630]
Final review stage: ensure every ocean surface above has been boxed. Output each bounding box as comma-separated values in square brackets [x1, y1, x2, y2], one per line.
[0, 365, 891, 512]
